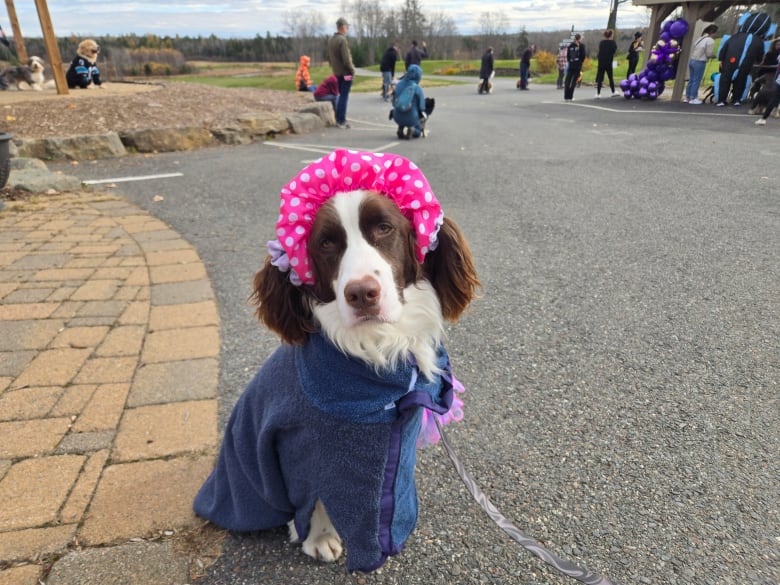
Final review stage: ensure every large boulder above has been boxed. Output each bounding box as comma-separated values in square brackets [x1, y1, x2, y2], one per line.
[120, 127, 214, 153]
[298, 102, 336, 126]
[234, 112, 290, 136]
[15, 132, 127, 161]
[286, 112, 325, 134]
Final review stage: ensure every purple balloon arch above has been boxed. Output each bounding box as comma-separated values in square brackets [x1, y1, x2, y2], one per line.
[620, 18, 690, 100]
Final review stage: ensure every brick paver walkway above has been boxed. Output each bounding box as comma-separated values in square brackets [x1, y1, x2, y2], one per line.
[0, 193, 219, 584]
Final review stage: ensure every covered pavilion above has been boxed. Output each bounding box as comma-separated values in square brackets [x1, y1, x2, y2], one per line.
[632, 0, 780, 101]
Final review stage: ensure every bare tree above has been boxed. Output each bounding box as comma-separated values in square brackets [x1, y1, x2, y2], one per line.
[400, 0, 428, 41]
[343, 0, 388, 62]
[426, 11, 458, 57]
[607, 0, 632, 31]
[479, 11, 509, 37]
[282, 10, 326, 58]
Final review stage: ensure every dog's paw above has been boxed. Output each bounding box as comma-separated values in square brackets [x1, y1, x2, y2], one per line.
[301, 532, 343, 562]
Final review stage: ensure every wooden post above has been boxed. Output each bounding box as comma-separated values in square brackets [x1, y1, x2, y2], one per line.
[33, 0, 68, 94]
[4, 0, 28, 63]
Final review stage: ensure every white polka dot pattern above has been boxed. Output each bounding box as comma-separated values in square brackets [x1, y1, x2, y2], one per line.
[274, 149, 444, 285]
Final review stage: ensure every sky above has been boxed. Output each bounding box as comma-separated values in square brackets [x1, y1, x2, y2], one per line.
[8, 1, 652, 39]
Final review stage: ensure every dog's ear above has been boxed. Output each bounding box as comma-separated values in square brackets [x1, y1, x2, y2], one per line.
[250, 256, 315, 345]
[423, 217, 480, 321]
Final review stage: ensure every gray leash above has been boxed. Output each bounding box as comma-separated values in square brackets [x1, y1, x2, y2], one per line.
[434, 419, 618, 585]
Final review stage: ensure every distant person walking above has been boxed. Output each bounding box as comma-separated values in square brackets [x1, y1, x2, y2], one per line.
[595, 29, 618, 98]
[626, 32, 644, 78]
[380, 44, 399, 101]
[685, 24, 718, 104]
[327, 17, 356, 129]
[564, 34, 586, 101]
[479, 46, 494, 94]
[556, 42, 568, 89]
[519, 44, 535, 90]
[404, 40, 428, 70]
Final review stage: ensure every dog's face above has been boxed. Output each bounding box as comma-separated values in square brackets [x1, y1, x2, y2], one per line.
[77, 39, 100, 63]
[251, 151, 479, 378]
[307, 190, 419, 328]
[28, 56, 44, 73]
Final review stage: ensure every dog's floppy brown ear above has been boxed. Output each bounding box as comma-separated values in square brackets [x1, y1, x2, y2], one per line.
[250, 257, 315, 345]
[423, 217, 480, 321]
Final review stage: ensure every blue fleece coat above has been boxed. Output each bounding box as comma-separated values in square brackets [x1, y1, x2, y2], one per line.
[391, 64, 426, 135]
[193, 332, 455, 572]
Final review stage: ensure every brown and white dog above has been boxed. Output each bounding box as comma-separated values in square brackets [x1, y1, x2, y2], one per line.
[1, 56, 45, 90]
[254, 154, 478, 565]
[194, 150, 479, 571]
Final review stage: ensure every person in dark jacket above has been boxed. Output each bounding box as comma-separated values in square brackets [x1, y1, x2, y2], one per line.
[404, 40, 428, 70]
[595, 29, 618, 98]
[626, 32, 643, 78]
[478, 47, 494, 94]
[327, 17, 356, 128]
[564, 34, 586, 101]
[380, 45, 399, 101]
[519, 44, 535, 89]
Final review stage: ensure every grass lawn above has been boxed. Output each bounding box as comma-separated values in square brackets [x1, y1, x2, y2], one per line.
[170, 54, 718, 93]
[172, 62, 464, 93]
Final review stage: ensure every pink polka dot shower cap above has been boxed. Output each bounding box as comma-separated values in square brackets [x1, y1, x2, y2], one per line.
[270, 149, 444, 286]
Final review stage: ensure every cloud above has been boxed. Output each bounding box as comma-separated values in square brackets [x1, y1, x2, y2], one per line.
[10, 1, 650, 38]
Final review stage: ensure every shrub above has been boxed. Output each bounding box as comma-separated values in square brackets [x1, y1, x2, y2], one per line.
[534, 50, 556, 74]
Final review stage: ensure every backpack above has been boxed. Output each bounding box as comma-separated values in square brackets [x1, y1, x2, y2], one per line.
[394, 83, 417, 113]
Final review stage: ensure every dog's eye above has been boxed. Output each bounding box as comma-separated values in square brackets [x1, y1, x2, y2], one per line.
[318, 236, 337, 252]
[375, 222, 394, 236]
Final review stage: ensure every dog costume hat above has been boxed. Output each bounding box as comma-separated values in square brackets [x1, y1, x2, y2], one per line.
[194, 150, 465, 572]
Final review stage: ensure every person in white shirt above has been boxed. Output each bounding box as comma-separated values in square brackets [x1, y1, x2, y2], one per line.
[685, 24, 718, 104]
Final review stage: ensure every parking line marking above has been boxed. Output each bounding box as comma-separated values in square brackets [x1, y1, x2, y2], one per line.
[542, 101, 749, 116]
[83, 172, 184, 185]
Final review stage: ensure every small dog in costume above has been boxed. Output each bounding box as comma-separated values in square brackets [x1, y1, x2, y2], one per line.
[194, 149, 479, 572]
[66, 39, 103, 89]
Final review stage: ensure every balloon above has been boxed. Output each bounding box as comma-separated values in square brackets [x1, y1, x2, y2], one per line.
[638, 87, 648, 97]
[648, 82, 657, 92]
[670, 39, 679, 49]
[624, 90, 632, 98]
[630, 80, 639, 89]
[628, 73, 637, 82]
[646, 70, 658, 81]
[639, 77, 649, 87]
[660, 33, 670, 43]
[669, 19, 689, 39]
[649, 92, 657, 99]
[619, 79, 630, 90]
[662, 20, 672, 33]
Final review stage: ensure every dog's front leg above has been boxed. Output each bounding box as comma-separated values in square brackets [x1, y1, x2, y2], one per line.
[288, 500, 343, 562]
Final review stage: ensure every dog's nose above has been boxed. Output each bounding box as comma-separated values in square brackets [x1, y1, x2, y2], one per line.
[344, 276, 381, 314]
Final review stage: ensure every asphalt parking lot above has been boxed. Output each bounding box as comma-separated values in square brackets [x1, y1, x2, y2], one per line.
[56, 78, 779, 585]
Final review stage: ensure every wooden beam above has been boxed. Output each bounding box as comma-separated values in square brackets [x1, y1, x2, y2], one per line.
[4, 0, 27, 63]
[33, 0, 68, 94]
[671, 2, 719, 102]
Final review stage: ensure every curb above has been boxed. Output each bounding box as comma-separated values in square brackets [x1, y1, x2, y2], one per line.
[11, 102, 336, 162]
[0, 192, 221, 584]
